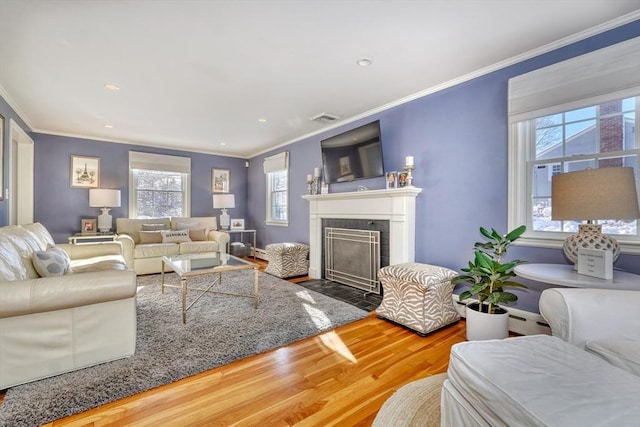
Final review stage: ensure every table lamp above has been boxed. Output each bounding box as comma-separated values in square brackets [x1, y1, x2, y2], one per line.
[89, 188, 121, 233]
[551, 167, 640, 267]
[213, 194, 235, 230]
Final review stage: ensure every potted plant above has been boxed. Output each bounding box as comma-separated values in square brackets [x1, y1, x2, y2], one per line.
[452, 225, 527, 340]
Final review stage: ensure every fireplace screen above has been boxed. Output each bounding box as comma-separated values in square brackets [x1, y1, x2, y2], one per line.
[324, 227, 380, 294]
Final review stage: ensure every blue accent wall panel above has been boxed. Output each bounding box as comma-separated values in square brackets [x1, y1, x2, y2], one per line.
[33, 134, 247, 243]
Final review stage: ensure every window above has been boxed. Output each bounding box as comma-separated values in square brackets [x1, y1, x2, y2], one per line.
[129, 151, 191, 218]
[264, 152, 289, 226]
[508, 38, 640, 253]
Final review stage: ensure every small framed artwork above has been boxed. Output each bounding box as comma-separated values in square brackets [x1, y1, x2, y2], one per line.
[212, 168, 230, 193]
[321, 182, 329, 194]
[0, 114, 4, 200]
[398, 171, 409, 187]
[81, 218, 97, 234]
[71, 155, 100, 188]
[386, 171, 397, 189]
[339, 156, 351, 176]
[230, 218, 245, 230]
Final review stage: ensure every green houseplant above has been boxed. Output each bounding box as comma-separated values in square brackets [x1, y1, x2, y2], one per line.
[452, 225, 527, 340]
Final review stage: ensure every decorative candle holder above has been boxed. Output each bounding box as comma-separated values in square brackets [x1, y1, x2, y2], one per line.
[404, 165, 415, 187]
[311, 177, 321, 195]
[307, 178, 314, 195]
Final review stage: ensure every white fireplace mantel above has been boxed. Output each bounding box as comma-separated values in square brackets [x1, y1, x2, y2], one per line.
[302, 187, 422, 279]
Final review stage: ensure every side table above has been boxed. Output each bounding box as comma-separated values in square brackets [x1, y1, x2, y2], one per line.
[222, 229, 257, 261]
[515, 263, 640, 291]
[68, 232, 117, 245]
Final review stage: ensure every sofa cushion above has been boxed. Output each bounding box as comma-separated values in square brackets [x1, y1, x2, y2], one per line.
[70, 255, 128, 273]
[179, 241, 219, 254]
[142, 223, 168, 231]
[32, 246, 72, 277]
[22, 222, 56, 248]
[134, 243, 179, 259]
[116, 217, 170, 244]
[188, 228, 207, 241]
[139, 231, 163, 244]
[161, 230, 191, 243]
[0, 225, 44, 280]
[171, 217, 218, 233]
[586, 339, 640, 376]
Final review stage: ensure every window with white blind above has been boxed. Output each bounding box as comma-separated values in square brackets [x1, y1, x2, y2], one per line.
[129, 151, 191, 218]
[264, 151, 289, 226]
[508, 37, 640, 253]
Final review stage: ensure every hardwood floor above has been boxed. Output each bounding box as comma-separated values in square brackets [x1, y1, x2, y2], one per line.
[2, 259, 468, 426]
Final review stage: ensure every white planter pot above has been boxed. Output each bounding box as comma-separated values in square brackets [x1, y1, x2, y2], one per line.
[465, 303, 509, 341]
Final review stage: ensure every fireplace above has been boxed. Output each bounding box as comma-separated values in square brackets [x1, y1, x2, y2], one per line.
[303, 187, 422, 279]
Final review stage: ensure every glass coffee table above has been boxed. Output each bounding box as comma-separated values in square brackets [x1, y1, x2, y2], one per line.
[161, 252, 259, 324]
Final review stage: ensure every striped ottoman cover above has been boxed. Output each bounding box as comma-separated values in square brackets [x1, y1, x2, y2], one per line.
[265, 242, 309, 279]
[377, 263, 460, 335]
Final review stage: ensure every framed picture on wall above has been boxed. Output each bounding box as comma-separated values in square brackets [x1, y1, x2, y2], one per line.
[0, 114, 4, 200]
[212, 168, 230, 193]
[70, 155, 100, 188]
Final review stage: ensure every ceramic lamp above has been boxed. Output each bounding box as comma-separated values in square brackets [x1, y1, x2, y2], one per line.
[551, 167, 640, 267]
[89, 189, 121, 233]
[213, 194, 235, 230]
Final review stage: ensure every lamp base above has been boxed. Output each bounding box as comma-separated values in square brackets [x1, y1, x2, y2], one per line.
[219, 209, 230, 230]
[563, 223, 620, 268]
[97, 207, 113, 233]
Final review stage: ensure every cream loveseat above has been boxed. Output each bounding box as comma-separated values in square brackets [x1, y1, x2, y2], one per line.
[0, 223, 137, 389]
[116, 216, 230, 275]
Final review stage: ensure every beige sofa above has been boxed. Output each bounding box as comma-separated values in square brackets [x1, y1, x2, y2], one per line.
[0, 223, 137, 389]
[116, 217, 230, 275]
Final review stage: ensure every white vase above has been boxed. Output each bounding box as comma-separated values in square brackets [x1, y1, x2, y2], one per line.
[465, 302, 509, 341]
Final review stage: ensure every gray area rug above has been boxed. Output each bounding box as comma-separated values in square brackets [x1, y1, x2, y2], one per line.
[0, 270, 368, 427]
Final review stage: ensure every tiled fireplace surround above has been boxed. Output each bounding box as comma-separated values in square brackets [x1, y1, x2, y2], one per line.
[303, 187, 422, 279]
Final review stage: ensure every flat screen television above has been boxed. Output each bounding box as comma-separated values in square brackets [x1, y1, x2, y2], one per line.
[320, 120, 384, 184]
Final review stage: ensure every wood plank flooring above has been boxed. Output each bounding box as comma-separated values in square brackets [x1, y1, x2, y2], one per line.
[2, 259, 468, 426]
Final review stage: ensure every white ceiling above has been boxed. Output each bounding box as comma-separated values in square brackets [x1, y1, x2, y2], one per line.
[0, 1, 638, 158]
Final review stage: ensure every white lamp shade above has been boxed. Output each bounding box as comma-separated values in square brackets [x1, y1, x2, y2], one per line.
[89, 189, 121, 208]
[213, 194, 235, 209]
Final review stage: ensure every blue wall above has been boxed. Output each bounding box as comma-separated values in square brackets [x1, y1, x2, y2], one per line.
[33, 134, 248, 244]
[248, 21, 640, 312]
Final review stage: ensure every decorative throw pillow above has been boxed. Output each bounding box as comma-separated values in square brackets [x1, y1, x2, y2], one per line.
[188, 228, 207, 241]
[172, 221, 199, 231]
[142, 223, 168, 231]
[32, 245, 72, 277]
[139, 230, 163, 244]
[161, 229, 191, 243]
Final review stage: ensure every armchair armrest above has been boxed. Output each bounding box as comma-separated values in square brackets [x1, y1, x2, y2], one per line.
[539, 288, 640, 349]
[58, 242, 123, 260]
[115, 234, 135, 269]
[208, 230, 230, 253]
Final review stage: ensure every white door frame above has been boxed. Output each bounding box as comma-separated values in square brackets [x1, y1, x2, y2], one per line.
[9, 119, 34, 225]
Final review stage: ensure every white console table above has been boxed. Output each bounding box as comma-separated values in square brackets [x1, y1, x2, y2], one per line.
[515, 263, 640, 291]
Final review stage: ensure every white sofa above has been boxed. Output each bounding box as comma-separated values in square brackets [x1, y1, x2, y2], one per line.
[0, 223, 137, 389]
[441, 288, 640, 426]
[116, 217, 230, 275]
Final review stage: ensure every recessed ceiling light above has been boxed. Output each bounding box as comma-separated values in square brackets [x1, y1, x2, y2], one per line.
[258, 118, 267, 123]
[220, 142, 226, 146]
[104, 83, 120, 91]
[357, 58, 373, 67]
[104, 124, 113, 129]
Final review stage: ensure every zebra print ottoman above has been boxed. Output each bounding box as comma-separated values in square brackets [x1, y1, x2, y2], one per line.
[377, 263, 460, 335]
[264, 242, 309, 278]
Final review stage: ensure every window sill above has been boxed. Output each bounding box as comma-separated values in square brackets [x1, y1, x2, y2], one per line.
[266, 220, 288, 227]
[515, 234, 640, 255]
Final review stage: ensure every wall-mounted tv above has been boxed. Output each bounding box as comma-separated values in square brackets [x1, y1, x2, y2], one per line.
[320, 120, 384, 184]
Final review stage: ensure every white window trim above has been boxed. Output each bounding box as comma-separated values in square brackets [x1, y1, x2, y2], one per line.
[508, 38, 640, 255]
[128, 151, 191, 218]
[264, 152, 289, 227]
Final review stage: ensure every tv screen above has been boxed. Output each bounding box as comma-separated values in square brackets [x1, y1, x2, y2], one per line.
[320, 121, 384, 184]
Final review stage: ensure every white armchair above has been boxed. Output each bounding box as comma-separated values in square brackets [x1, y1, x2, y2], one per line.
[540, 287, 640, 375]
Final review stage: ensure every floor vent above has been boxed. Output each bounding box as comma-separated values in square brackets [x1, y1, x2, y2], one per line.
[310, 112, 341, 123]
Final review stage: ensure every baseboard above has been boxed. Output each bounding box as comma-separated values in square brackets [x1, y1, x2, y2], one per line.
[452, 294, 551, 336]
